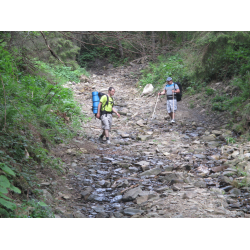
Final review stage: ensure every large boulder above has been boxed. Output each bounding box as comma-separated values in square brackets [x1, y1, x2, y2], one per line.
[142, 84, 154, 95]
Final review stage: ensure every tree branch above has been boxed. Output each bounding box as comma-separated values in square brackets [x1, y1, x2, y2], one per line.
[40, 31, 65, 65]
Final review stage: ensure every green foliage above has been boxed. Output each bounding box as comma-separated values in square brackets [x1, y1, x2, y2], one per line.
[0, 45, 89, 217]
[139, 54, 190, 91]
[0, 163, 21, 213]
[205, 87, 215, 96]
[13, 199, 55, 218]
[36, 60, 89, 83]
[226, 137, 236, 144]
[78, 44, 128, 68]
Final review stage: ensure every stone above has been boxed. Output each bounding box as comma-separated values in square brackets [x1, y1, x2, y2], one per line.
[121, 133, 130, 138]
[139, 167, 162, 176]
[202, 135, 216, 142]
[96, 212, 109, 218]
[136, 195, 148, 204]
[210, 155, 220, 160]
[212, 130, 223, 136]
[42, 190, 53, 204]
[134, 161, 150, 172]
[172, 184, 182, 191]
[231, 151, 240, 158]
[62, 194, 71, 200]
[81, 187, 93, 200]
[123, 208, 144, 216]
[193, 154, 206, 159]
[110, 195, 123, 203]
[182, 191, 197, 199]
[137, 135, 152, 141]
[40, 182, 50, 186]
[229, 188, 241, 197]
[122, 186, 143, 201]
[74, 211, 87, 218]
[194, 180, 207, 188]
[163, 172, 183, 182]
[219, 176, 232, 185]
[136, 120, 146, 127]
[92, 206, 105, 213]
[163, 165, 174, 171]
[142, 84, 154, 95]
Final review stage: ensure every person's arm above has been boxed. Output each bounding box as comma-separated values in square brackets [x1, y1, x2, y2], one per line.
[172, 88, 180, 93]
[96, 102, 102, 119]
[158, 88, 166, 96]
[112, 107, 120, 118]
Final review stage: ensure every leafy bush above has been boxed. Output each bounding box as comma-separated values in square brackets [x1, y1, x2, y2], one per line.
[0, 46, 88, 217]
[139, 54, 191, 91]
[35, 60, 89, 83]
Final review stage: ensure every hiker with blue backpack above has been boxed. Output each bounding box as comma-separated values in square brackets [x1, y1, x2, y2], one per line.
[96, 87, 120, 144]
[158, 77, 181, 123]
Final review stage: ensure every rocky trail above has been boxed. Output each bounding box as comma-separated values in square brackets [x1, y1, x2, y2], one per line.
[45, 64, 250, 218]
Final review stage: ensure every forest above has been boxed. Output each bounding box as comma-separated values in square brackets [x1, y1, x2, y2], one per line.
[1, 31, 250, 218]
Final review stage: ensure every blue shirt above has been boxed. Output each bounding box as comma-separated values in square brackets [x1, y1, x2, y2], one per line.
[165, 83, 179, 96]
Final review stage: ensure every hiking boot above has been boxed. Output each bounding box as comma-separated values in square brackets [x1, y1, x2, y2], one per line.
[107, 140, 111, 144]
[171, 119, 175, 123]
[98, 136, 104, 142]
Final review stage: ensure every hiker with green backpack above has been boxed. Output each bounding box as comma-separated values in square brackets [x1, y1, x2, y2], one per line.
[96, 87, 120, 144]
[158, 77, 181, 123]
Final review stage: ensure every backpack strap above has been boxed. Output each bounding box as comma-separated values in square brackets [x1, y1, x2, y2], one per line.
[101, 95, 114, 116]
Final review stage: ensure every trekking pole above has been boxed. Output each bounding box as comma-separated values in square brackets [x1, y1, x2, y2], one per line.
[152, 95, 159, 119]
[172, 92, 175, 121]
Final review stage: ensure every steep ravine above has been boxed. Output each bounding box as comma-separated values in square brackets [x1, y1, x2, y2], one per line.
[47, 64, 250, 218]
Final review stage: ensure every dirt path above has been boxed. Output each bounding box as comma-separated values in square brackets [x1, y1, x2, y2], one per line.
[48, 64, 249, 218]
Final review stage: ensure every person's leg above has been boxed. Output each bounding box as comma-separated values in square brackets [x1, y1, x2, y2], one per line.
[167, 100, 173, 120]
[104, 129, 109, 138]
[106, 114, 112, 143]
[172, 99, 177, 121]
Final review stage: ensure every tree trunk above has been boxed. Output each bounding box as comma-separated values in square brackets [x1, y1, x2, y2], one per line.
[117, 32, 124, 58]
[152, 31, 155, 61]
[166, 31, 170, 45]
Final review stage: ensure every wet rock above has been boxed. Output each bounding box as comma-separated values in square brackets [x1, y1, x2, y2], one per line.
[123, 208, 144, 216]
[114, 212, 124, 218]
[92, 205, 105, 213]
[98, 180, 111, 187]
[221, 186, 233, 192]
[110, 195, 123, 203]
[122, 186, 143, 201]
[96, 212, 109, 218]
